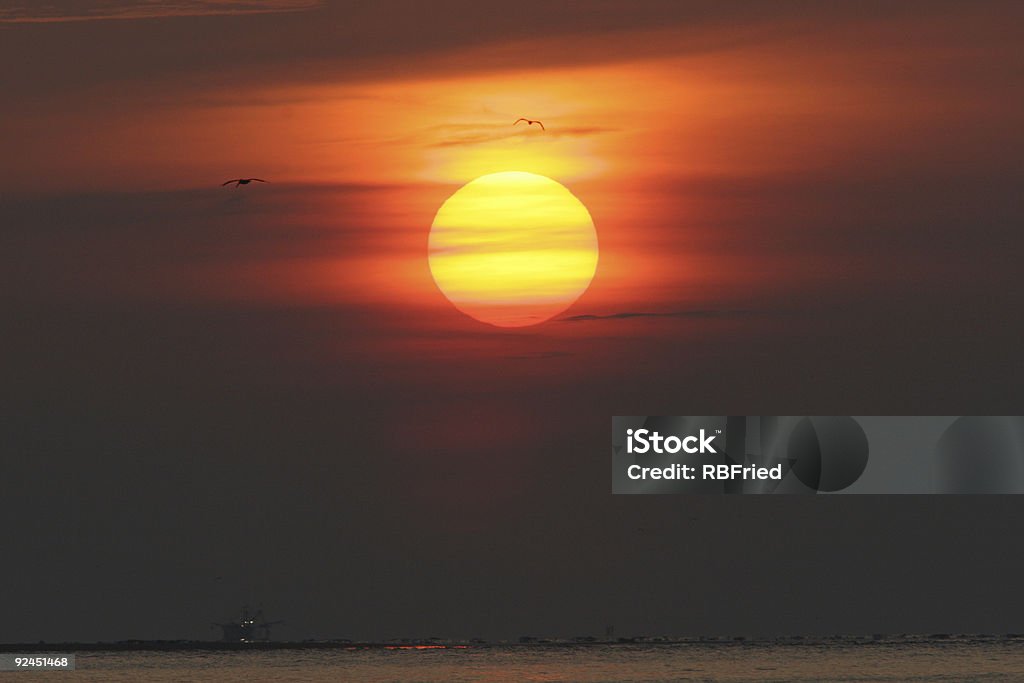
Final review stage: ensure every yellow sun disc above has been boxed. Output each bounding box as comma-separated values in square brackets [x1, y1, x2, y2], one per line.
[428, 172, 599, 327]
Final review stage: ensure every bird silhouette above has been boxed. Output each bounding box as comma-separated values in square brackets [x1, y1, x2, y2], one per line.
[222, 178, 267, 188]
[514, 118, 545, 131]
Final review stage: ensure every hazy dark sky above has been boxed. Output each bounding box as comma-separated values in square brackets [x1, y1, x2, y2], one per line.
[2, 0, 1024, 642]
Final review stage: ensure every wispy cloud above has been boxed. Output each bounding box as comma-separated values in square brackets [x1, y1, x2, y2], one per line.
[560, 310, 755, 322]
[504, 350, 574, 360]
[430, 124, 616, 148]
[0, 0, 321, 24]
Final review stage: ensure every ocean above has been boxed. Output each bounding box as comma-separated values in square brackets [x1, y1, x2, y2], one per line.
[16, 637, 1024, 682]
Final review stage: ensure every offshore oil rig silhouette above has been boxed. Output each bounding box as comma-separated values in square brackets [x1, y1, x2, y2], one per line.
[214, 606, 283, 642]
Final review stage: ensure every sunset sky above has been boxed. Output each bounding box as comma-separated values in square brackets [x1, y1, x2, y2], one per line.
[2, 1, 1023, 642]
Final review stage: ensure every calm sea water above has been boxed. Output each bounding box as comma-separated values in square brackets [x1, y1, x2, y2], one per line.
[21, 639, 1024, 682]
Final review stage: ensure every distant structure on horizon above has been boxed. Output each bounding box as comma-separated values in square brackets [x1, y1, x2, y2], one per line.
[214, 605, 283, 642]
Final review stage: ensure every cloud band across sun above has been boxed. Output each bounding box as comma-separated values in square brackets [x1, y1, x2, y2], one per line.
[429, 172, 599, 328]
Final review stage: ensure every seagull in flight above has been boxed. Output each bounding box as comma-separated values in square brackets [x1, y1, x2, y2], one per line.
[222, 178, 267, 188]
[514, 118, 545, 131]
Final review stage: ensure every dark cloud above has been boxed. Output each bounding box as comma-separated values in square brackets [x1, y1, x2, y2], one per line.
[561, 310, 754, 322]
[0, 1, 321, 23]
[4, 1, 1003, 101]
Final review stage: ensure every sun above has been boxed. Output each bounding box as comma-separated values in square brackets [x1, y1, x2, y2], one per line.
[428, 172, 599, 327]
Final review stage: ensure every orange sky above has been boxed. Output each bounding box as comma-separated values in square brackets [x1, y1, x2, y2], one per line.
[3, 3, 1022, 323]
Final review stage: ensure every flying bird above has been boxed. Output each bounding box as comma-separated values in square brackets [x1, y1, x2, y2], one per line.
[222, 178, 267, 187]
[514, 118, 545, 131]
